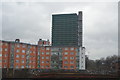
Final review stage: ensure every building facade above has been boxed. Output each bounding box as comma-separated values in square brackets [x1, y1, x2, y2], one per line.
[52, 11, 82, 47]
[0, 11, 85, 70]
[0, 39, 85, 70]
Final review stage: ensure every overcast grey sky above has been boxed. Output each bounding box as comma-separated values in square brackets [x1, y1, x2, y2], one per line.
[1, 1, 118, 60]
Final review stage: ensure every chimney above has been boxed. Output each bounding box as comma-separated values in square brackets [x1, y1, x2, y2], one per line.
[39, 39, 42, 41]
[15, 39, 20, 42]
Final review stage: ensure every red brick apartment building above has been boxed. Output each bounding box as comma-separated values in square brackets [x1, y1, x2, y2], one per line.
[0, 39, 85, 70]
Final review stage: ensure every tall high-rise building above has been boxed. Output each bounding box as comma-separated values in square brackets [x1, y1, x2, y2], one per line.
[52, 11, 82, 47]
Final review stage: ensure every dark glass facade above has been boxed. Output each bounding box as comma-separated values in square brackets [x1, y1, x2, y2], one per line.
[52, 12, 82, 47]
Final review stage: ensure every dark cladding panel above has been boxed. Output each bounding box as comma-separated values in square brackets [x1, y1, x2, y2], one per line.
[52, 13, 79, 46]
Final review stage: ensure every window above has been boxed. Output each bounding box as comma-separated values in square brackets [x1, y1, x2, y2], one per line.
[65, 48, 68, 50]
[41, 66, 44, 68]
[16, 60, 19, 63]
[33, 51, 35, 54]
[64, 57, 68, 59]
[46, 57, 49, 59]
[70, 57, 74, 60]
[4, 54, 7, 57]
[4, 48, 7, 51]
[4, 60, 7, 63]
[42, 47, 44, 50]
[22, 44, 26, 48]
[33, 46, 35, 49]
[70, 61, 74, 64]
[70, 52, 74, 55]
[0, 42, 2, 46]
[16, 54, 19, 58]
[32, 65, 35, 68]
[16, 49, 20, 53]
[42, 57, 44, 59]
[21, 66, 24, 68]
[46, 66, 49, 68]
[70, 48, 74, 50]
[42, 61, 44, 63]
[4, 65, 7, 68]
[26, 65, 29, 68]
[38, 52, 40, 55]
[53, 52, 57, 55]
[37, 61, 40, 63]
[16, 66, 19, 68]
[46, 52, 49, 55]
[38, 56, 40, 59]
[22, 60, 24, 63]
[0, 60, 2, 63]
[64, 52, 68, 55]
[0, 48, 2, 51]
[33, 61, 35, 63]
[11, 54, 14, 57]
[30, 51, 32, 53]
[17, 44, 20, 47]
[5, 43, 8, 46]
[0, 54, 2, 56]
[22, 50, 25, 53]
[70, 66, 74, 68]
[64, 66, 68, 68]
[46, 47, 50, 50]
[29, 61, 31, 63]
[64, 61, 68, 64]
[29, 46, 32, 49]
[46, 61, 49, 63]
[29, 65, 31, 68]
[21, 55, 24, 58]
[41, 52, 44, 55]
